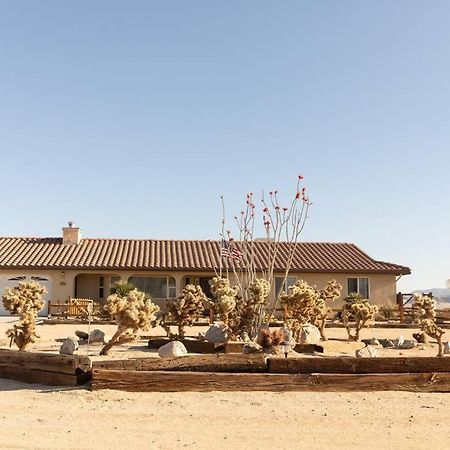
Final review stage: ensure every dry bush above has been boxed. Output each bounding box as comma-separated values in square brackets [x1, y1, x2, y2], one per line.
[378, 304, 399, 322]
[100, 285, 159, 355]
[341, 293, 378, 341]
[413, 294, 445, 357]
[2, 281, 46, 350]
[165, 284, 207, 339]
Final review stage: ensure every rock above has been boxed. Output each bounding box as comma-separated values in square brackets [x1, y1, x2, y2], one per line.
[398, 339, 415, 350]
[158, 341, 188, 358]
[394, 336, 405, 348]
[59, 338, 78, 355]
[378, 338, 395, 348]
[362, 338, 380, 346]
[298, 324, 321, 345]
[355, 346, 377, 358]
[444, 342, 450, 355]
[413, 332, 427, 344]
[205, 322, 228, 343]
[243, 342, 263, 354]
[75, 330, 89, 340]
[197, 332, 205, 341]
[89, 329, 106, 344]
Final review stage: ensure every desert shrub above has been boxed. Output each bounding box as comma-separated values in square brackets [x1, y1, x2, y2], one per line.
[100, 287, 159, 355]
[110, 281, 135, 296]
[165, 284, 207, 339]
[413, 294, 445, 357]
[2, 281, 46, 350]
[378, 304, 399, 321]
[313, 280, 342, 340]
[341, 293, 378, 341]
[207, 277, 238, 328]
[280, 279, 320, 341]
[228, 278, 271, 340]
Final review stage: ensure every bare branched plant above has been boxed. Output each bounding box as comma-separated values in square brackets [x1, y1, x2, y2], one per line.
[341, 293, 378, 341]
[165, 284, 207, 339]
[100, 284, 159, 356]
[413, 294, 446, 357]
[2, 281, 46, 351]
[218, 176, 311, 338]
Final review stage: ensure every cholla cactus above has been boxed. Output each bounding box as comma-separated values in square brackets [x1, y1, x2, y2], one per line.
[280, 279, 320, 341]
[2, 281, 46, 351]
[413, 294, 445, 357]
[312, 280, 342, 340]
[341, 293, 378, 341]
[166, 284, 207, 339]
[100, 287, 159, 355]
[208, 277, 238, 327]
[228, 278, 271, 340]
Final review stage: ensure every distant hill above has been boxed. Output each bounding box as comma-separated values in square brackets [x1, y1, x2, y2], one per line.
[413, 288, 450, 309]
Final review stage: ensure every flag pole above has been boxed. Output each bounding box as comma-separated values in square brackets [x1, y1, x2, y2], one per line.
[220, 195, 226, 278]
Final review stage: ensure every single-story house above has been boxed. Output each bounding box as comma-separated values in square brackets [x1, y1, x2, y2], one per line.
[0, 224, 411, 316]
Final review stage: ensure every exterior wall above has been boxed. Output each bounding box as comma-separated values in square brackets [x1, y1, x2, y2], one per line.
[0, 267, 400, 316]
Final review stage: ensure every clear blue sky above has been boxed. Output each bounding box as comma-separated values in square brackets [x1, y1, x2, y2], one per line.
[0, 1, 449, 292]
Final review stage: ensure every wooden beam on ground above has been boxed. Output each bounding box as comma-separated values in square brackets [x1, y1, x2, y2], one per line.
[268, 356, 450, 374]
[0, 349, 91, 375]
[92, 354, 267, 373]
[91, 369, 450, 393]
[0, 364, 80, 386]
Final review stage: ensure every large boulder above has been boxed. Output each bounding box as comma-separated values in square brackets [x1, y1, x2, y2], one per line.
[205, 322, 228, 343]
[397, 339, 416, 350]
[59, 338, 78, 355]
[378, 338, 395, 348]
[298, 324, 321, 345]
[89, 329, 106, 344]
[158, 341, 188, 359]
[356, 346, 377, 358]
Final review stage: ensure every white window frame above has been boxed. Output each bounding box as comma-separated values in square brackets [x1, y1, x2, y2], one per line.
[347, 277, 370, 299]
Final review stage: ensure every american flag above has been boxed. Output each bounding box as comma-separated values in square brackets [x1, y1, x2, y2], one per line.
[221, 239, 243, 261]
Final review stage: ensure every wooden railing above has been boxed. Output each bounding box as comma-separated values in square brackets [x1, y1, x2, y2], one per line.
[48, 298, 93, 318]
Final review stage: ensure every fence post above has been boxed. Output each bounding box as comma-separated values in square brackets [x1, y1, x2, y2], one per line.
[397, 292, 404, 324]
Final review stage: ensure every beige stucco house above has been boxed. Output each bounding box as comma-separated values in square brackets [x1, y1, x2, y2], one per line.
[0, 224, 410, 316]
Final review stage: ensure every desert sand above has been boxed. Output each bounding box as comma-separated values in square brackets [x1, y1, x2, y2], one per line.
[0, 320, 449, 449]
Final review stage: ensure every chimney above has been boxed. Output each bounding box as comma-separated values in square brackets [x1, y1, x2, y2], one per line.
[62, 221, 82, 245]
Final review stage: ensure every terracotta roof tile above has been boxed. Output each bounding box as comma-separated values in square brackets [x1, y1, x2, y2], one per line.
[0, 237, 410, 275]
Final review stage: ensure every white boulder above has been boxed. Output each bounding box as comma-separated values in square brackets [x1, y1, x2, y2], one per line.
[298, 324, 321, 345]
[444, 342, 450, 355]
[356, 346, 378, 358]
[158, 341, 188, 359]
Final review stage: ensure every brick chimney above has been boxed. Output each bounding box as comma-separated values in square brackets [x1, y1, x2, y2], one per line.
[62, 221, 81, 245]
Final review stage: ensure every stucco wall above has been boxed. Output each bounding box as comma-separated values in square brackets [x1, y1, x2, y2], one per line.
[0, 268, 400, 316]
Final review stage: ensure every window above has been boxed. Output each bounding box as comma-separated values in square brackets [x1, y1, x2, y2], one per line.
[128, 276, 176, 298]
[347, 277, 369, 298]
[98, 276, 105, 299]
[275, 276, 297, 296]
[110, 276, 121, 293]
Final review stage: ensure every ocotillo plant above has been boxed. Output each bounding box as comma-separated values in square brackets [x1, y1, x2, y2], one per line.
[2, 281, 46, 351]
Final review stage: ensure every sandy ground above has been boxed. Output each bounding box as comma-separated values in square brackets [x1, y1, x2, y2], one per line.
[0, 378, 449, 450]
[0, 321, 449, 449]
[0, 320, 447, 358]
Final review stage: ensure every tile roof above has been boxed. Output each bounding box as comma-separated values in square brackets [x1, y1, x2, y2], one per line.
[0, 237, 411, 275]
